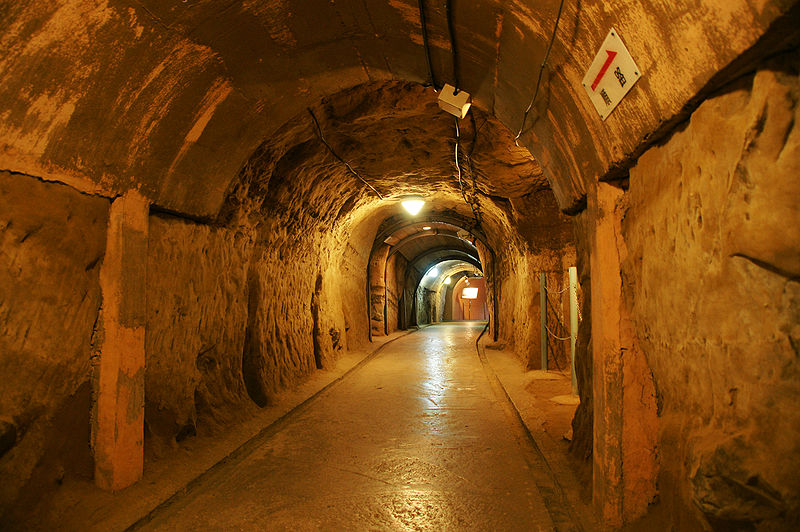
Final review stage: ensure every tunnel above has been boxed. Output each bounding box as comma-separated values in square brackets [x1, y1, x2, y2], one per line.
[0, 0, 799, 529]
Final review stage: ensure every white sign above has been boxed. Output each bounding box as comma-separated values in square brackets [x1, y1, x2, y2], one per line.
[582, 28, 641, 121]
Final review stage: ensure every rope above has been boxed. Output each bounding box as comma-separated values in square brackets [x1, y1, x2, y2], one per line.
[307, 108, 383, 199]
[546, 324, 571, 341]
[513, 0, 566, 145]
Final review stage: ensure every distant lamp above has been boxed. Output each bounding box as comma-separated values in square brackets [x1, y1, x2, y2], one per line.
[427, 267, 439, 278]
[462, 287, 479, 299]
[444, 277, 452, 285]
[422, 226, 432, 231]
[401, 197, 425, 215]
[438, 83, 472, 119]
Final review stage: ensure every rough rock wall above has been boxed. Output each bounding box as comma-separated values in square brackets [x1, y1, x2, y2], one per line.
[385, 253, 409, 334]
[488, 189, 576, 367]
[622, 55, 800, 529]
[0, 172, 109, 516]
[570, 211, 594, 461]
[497, 246, 575, 369]
[416, 288, 437, 326]
[145, 216, 255, 455]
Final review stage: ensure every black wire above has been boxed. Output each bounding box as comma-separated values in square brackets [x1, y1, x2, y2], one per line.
[454, 118, 467, 203]
[417, 0, 439, 90]
[445, 0, 460, 93]
[454, 118, 482, 230]
[514, 0, 566, 145]
[307, 108, 383, 199]
[468, 112, 478, 158]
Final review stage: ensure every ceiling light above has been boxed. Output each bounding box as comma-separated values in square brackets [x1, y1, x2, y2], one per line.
[401, 197, 425, 215]
[427, 267, 439, 278]
[444, 277, 451, 285]
[422, 226, 432, 230]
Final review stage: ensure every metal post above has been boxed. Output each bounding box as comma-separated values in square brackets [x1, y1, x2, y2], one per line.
[540, 272, 547, 370]
[569, 266, 579, 395]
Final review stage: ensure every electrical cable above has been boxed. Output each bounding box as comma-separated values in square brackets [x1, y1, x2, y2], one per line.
[454, 118, 482, 229]
[307, 108, 383, 199]
[417, 0, 439, 90]
[445, 0, 460, 93]
[454, 118, 467, 203]
[468, 112, 478, 158]
[513, 0, 566, 146]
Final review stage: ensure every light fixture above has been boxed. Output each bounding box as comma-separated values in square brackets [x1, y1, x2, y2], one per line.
[422, 226, 432, 231]
[462, 287, 479, 299]
[444, 277, 451, 285]
[427, 267, 439, 278]
[438, 83, 472, 118]
[401, 197, 425, 215]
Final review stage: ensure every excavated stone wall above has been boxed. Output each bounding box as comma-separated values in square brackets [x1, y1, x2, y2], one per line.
[621, 54, 800, 529]
[492, 189, 576, 368]
[145, 216, 256, 456]
[0, 171, 109, 517]
[569, 211, 594, 462]
[386, 253, 411, 334]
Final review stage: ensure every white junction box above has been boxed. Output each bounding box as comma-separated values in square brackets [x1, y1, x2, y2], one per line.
[438, 83, 472, 119]
[582, 28, 642, 121]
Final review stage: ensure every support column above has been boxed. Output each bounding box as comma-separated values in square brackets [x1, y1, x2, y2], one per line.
[569, 266, 578, 395]
[539, 272, 547, 370]
[589, 182, 658, 527]
[590, 182, 625, 526]
[368, 244, 390, 338]
[93, 191, 149, 491]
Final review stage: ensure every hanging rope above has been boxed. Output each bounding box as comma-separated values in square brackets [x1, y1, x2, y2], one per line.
[546, 324, 571, 341]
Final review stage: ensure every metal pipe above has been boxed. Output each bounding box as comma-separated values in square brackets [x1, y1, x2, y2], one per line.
[569, 266, 578, 395]
[540, 272, 547, 370]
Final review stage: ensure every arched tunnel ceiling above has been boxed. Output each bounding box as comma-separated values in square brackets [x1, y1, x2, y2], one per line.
[1, 0, 795, 219]
[418, 259, 479, 290]
[222, 81, 570, 258]
[410, 248, 480, 275]
[387, 223, 478, 266]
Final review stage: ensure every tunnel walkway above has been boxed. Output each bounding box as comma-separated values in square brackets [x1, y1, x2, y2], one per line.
[136, 323, 576, 530]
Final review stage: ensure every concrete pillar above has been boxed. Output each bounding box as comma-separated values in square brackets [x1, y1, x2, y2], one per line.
[368, 244, 390, 337]
[92, 191, 149, 491]
[569, 266, 578, 395]
[589, 182, 658, 527]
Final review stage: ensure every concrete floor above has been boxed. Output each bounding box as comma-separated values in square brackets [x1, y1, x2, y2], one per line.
[138, 323, 577, 531]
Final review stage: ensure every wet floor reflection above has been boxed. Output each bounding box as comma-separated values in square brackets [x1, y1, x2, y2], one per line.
[141, 323, 555, 531]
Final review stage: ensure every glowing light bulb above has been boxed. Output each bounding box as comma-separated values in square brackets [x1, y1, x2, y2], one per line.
[427, 267, 439, 278]
[444, 277, 451, 285]
[401, 198, 424, 215]
[422, 226, 432, 230]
